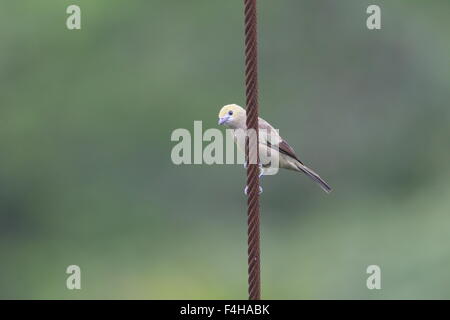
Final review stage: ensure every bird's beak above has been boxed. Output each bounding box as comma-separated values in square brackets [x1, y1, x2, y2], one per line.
[218, 115, 230, 125]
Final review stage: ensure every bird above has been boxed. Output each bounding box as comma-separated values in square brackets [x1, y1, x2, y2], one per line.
[218, 104, 332, 194]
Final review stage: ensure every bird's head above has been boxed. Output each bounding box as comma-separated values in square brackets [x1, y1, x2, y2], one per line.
[218, 104, 246, 128]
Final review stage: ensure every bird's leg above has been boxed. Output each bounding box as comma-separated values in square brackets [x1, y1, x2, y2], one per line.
[258, 165, 264, 194]
[244, 165, 264, 195]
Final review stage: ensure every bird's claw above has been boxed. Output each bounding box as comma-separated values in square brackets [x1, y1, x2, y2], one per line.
[244, 165, 264, 195]
[244, 185, 263, 195]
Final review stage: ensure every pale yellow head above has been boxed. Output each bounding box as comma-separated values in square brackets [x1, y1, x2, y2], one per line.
[218, 104, 246, 128]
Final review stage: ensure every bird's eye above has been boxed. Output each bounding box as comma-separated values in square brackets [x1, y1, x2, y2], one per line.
[228, 111, 233, 116]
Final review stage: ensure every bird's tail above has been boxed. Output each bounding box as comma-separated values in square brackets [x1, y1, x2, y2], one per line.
[295, 162, 332, 193]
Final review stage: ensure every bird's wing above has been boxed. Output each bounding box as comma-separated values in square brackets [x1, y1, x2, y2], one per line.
[258, 117, 303, 164]
[277, 140, 303, 164]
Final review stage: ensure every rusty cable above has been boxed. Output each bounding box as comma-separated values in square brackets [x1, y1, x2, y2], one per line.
[243, 0, 261, 300]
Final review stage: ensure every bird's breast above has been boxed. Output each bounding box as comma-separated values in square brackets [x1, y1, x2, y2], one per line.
[231, 130, 281, 168]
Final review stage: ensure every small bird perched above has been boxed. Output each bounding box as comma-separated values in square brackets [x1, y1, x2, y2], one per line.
[218, 104, 332, 193]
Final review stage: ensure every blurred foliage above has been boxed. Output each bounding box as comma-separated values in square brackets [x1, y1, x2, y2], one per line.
[0, 0, 450, 299]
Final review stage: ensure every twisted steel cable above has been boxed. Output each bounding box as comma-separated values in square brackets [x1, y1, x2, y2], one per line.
[243, 0, 261, 300]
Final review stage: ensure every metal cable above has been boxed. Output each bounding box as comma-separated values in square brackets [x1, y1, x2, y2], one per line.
[243, 0, 261, 300]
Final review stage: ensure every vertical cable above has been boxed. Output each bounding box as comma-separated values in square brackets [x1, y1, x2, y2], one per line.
[243, 0, 261, 300]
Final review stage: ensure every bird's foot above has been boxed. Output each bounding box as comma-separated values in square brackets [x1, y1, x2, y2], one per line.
[244, 185, 263, 195]
[259, 164, 265, 176]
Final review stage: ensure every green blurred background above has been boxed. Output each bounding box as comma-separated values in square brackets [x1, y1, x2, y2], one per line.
[1, 0, 449, 299]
